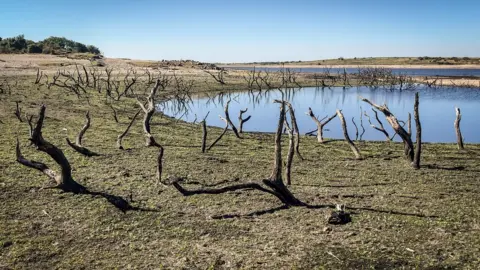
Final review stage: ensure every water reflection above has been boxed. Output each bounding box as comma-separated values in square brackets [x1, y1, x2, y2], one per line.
[163, 86, 480, 143]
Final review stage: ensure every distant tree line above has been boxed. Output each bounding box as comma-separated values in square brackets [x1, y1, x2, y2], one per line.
[0, 35, 100, 55]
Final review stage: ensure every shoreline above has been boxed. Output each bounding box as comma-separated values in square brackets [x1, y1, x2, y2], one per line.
[220, 64, 480, 69]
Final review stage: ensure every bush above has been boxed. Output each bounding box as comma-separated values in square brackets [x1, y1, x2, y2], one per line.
[27, 44, 43, 53]
[0, 34, 101, 55]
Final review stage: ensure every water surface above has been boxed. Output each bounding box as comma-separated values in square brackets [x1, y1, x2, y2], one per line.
[227, 67, 480, 77]
[163, 86, 480, 143]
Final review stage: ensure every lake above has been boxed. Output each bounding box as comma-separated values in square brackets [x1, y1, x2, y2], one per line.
[162, 86, 480, 143]
[227, 67, 480, 77]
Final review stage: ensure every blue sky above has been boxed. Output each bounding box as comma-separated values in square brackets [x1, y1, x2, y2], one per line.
[1, 0, 479, 62]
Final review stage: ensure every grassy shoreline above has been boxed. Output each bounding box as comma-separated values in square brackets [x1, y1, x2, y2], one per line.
[1, 61, 480, 269]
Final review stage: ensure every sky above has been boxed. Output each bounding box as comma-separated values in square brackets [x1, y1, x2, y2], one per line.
[1, 0, 479, 62]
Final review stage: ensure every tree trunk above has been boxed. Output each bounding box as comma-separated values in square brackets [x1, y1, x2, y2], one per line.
[412, 92, 421, 169]
[284, 119, 294, 185]
[454, 107, 464, 150]
[201, 119, 207, 153]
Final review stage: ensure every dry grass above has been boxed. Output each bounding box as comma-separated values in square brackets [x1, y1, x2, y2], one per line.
[0, 62, 480, 269]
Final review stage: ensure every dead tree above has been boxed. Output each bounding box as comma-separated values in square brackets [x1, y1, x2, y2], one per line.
[34, 68, 44, 84]
[66, 111, 100, 157]
[359, 107, 366, 140]
[207, 116, 229, 151]
[110, 105, 119, 123]
[281, 101, 303, 160]
[284, 118, 294, 186]
[364, 109, 391, 141]
[117, 109, 142, 150]
[16, 105, 133, 211]
[454, 107, 464, 150]
[223, 100, 241, 138]
[351, 117, 359, 141]
[306, 107, 337, 143]
[361, 97, 414, 162]
[137, 79, 167, 184]
[204, 69, 227, 85]
[337, 110, 362, 160]
[238, 108, 251, 133]
[412, 92, 422, 169]
[17, 105, 87, 193]
[200, 112, 210, 153]
[171, 100, 304, 206]
[14, 101, 23, 122]
[137, 80, 162, 146]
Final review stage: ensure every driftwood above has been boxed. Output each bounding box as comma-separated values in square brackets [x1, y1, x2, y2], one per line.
[412, 93, 422, 169]
[361, 96, 414, 162]
[337, 110, 362, 160]
[454, 107, 464, 150]
[306, 107, 337, 143]
[117, 109, 142, 150]
[238, 108, 252, 133]
[66, 111, 100, 157]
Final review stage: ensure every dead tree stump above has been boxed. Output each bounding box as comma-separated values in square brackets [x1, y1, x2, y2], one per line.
[454, 107, 464, 150]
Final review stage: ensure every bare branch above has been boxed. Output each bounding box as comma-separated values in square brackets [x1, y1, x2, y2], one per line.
[238, 108, 252, 133]
[117, 109, 142, 150]
[337, 110, 362, 160]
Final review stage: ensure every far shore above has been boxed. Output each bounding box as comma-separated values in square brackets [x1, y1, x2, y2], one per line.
[220, 64, 480, 69]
